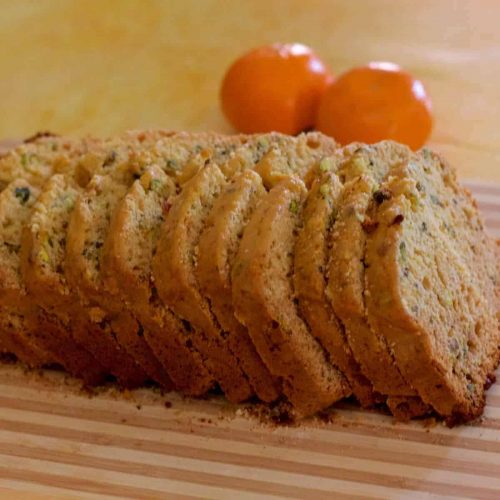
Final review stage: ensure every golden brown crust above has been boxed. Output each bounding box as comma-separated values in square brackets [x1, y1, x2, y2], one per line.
[323, 144, 432, 421]
[0, 312, 50, 367]
[99, 132, 259, 395]
[326, 143, 431, 419]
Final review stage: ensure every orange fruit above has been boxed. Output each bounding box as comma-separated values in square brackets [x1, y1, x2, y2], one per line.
[221, 43, 333, 135]
[316, 62, 433, 150]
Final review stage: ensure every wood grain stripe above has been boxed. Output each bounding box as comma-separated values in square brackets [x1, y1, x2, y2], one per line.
[0, 484, 85, 500]
[3, 404, 498, 494]
[0, 449, 492, 500]
[1, 407, 498, 469]
[0, 415, 497, 478]
[0, 429, 498, 494]
[0, 375, 499, 441]
[0, 466, 197, 500]
[0, 452, 406, 500]
[2, 394, 493, 496]
[1, 393, 500, 456]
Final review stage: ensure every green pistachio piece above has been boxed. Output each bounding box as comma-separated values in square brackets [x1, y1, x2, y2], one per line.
[289, 199, 299, 214]
[319, 158, 332, 172]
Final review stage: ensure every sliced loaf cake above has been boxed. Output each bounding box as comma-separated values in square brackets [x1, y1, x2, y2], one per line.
[191, 133, 335, 400]
[17, 131, 190, 386]
[15, 138, 153, 387]
[65, 171, 150, 387]
[62, 132, 212, 386]
[0, 177, 103, 382]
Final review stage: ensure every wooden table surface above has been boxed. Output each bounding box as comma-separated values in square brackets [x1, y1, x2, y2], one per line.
[0, 0, 499, 180]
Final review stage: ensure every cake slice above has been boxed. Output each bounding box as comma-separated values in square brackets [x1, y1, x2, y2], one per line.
[17, 133, 156, 386]
[364, 149, 499, 423]
[101, 133, 329, 398]
[0, 311, 49, 367]
[196, 170, 281, 402]
[100, 131, 257, 395]
[232, 177, 350, 416]
[294, 162, 378, 407]
[153, 162, 254, 403]
[64, 132, 223, 387]
[172, 132, 338, 402]
[0, 133, 98, 366]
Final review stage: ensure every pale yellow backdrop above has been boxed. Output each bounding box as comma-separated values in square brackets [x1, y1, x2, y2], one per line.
[0, 0, 499, 180]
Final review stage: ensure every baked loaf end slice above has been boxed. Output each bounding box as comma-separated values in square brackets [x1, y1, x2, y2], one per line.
[153, 162, 254, 403]
[327, 143, 429, 419]
[197, 169, 281, 403]
[232, 177, 350, 416]
[365, 150, 499, 423]
[101, 164, 214, 395]
[294, 163, 377, 408]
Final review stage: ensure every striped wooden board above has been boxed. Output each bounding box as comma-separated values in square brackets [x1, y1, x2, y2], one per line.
[0, 180, 498, 499]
